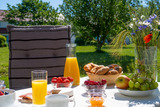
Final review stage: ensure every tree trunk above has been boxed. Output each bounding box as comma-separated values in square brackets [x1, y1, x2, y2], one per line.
[96, 41, 103, 52]
[96, 34, 106, 52]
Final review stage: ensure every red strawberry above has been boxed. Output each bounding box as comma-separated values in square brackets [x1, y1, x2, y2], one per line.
[57, 79, 70, 87]
[61, 77, 67, 81]
[63, 79, 70, 83]
[52, 77, 57, 80]
[0, 91, 4, 96]
[67, 76, 74, 82]
[101, 79, 107, 85]
[51, 77, 57, 83]
[94, 81, 99, 85]
[89, 80, 95, 85]
[84, 80, 89, 85]
[51, 80, 57, 83]
[57, 77, 63, 83]
[98, 81, 102, 85]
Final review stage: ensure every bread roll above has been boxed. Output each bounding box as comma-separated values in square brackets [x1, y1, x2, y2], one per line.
[83, 63, 93, 72]
[114, 66, 122, 73]
[83, 63, 99, 72]
[108, 64, 119, 69]
[96, 66, 109, 75]
[90, 66, 102, 74]
[107, 69, 119, 75]
[90, 63, 98, 68]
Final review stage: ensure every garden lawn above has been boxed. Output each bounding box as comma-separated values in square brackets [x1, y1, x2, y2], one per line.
[0, 45, 160, 88]
[0, 47, 9, 87]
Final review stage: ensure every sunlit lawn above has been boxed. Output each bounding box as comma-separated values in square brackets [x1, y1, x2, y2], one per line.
[0, 44, 160, 88]
[0, 47, 9, 87]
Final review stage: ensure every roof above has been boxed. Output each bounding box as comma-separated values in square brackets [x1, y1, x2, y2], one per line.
[0, 10, 6, 21]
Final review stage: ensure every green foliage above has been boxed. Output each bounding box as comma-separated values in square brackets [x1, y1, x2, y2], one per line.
[75, 36, 97, 46]
[75, 37, 85, 46]
[146, 0, 160, 15]
[4, 0, 66, 25]
[86, 40, 97, 46]
[0, 35, 7, 47]
[60, 0, 130, 51]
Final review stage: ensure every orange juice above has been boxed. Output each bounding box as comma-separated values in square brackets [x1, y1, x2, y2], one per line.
[64, 57, 80, 86]
[32, 80, 47, 105]
[89, 97, 104, 106]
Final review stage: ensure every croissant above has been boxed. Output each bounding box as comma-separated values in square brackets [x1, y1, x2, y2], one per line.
[90, 66, 103, 74]
[107, 69, 119, 75]
[114, 66, 122, 73]
[83, 63, 98, 72]
[95, 66, 109, 75]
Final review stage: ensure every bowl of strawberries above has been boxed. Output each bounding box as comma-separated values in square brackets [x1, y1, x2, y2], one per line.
[83, 79, 107, 90]
[51, 76, 74, 88]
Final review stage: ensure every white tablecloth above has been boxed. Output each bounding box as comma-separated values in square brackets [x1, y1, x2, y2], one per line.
[10, 77, 160, 107]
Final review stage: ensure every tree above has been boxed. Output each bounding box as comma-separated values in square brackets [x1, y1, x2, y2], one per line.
[60, 0, 130, 51]
[4, 0, 65, 26]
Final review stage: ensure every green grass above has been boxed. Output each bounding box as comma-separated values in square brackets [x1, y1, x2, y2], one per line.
[0, 45, 160, 88]
[0, 47, 9, 87]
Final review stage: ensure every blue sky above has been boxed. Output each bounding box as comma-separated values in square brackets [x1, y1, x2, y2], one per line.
[0, 0, 147, 10]
[0, 0, 63, 10]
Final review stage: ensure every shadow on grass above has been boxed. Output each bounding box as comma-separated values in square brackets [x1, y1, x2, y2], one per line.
[122, 47, 135, 49]
[102, 45, 134, 49]
[101, 46, 111, 49]
[77, 52, 135, 76]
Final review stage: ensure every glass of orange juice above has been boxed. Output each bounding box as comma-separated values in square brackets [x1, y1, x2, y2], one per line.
[87, 89, 107, 106]
[31, 70, 48, 106]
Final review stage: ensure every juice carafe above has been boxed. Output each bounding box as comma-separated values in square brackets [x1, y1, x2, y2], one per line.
[64, 43, 80, 86]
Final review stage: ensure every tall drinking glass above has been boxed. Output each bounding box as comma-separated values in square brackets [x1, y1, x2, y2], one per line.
[31, 70, 48, 106]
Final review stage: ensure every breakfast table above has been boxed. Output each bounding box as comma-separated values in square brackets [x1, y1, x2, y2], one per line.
[10, 77, 160, 107]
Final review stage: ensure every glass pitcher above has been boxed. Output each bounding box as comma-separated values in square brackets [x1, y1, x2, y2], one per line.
[64, 43, 80, 86]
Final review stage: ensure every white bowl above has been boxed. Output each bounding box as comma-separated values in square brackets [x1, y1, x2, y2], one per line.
[0, 89, 16, 107]
[117, 88, 156, 97]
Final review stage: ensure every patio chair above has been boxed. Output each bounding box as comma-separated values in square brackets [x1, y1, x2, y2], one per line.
[7, 25, 71, 90]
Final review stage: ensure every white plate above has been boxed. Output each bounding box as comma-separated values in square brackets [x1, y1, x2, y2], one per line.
[117, 88, 156, 97]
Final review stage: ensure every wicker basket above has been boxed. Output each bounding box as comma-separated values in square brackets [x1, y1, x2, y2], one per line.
[86, 72, 123, 85]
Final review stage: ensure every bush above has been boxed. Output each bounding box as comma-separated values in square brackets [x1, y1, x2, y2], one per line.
[75, 36, 85, 46]
[86, 40, 97, 46]
[0, 35, 7, 47]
